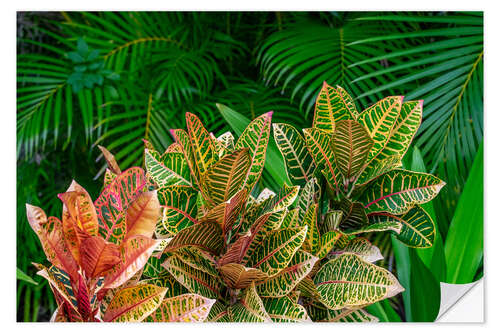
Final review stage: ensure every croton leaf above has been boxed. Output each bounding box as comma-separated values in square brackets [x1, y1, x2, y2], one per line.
[369, 100, 422, 166]
[185, 112, 216, 180]
[170, 128, 200, 189]
[357, 169, 445, 215]
[216, 131, 235, 151]
[94, 167, 146, 244]
[26, 206, 79, 281]
[104, 235, 161, 288]
[281, 208, 299, 229]
[174, 247, 219, 277]
[357, 96, 403, 162]
[368, 205, 436, 248]
[228, 284, 271, 322]
[98, 145, 121, 175]
[140, 274, 189, 298]
[206, 301, 230, 322]
[145, 294, 216, 322]
[103, 169, 117, 188]
[331, 120, 374, 184]
[200, 189, 247, 238]
[34, 263, 78, 312]
[102, 284, 167, 322]
[80, 236, 120, 278]
[219, 263, 269, 289]
[156, 185, 197, 236]
[329, 237, 383, 263]
[125, 190, 160, 240]
[273, 123, 316, 186]
[255, 183, 300, 218]
[336, 198, 368, 232]
[357, 154, 402, 185]
[204, 148, 251, 206]
[296, 177, 320, 222]
[261, 297, 311, 322]
[303, 127, 342, 193]
[163, 221, 224, 256]
[245, 226, 307, 276]
[163, 255, 222, 299]
[306, 303, 378, 322]
[256, 250, 318, 297]
[235, 111, 273, 193]
[313, 254, 403, 310]
[144, 149, 191, 187]
[315, 231, 342, 259]
[312, 82, 357, 133]
[302, 204, 320, 254]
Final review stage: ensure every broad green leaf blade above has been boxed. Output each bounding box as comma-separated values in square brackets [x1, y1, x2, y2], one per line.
[94, 167, 147, 244]
[296, 177, 320, 222]
[102, 284, 167, 322]
[206, 301, 230, 322]
[445, 142, 483, 283]
[125, 190, 160, 240]
[302, 204, 320, 254]
[337, 198, 368, 232]
[369, 205, 436, 248]
[262, 297, 311, 322]
[204, 148, 251, 205]
[145, 294, 216, 322]
[156, 185, 197, 236]
[357, 96, 403, 161]
[219, 263, 269, 289]
[174, 247, 219, 277]
[185, 112, 216, 180]
[246, 226, 307, 276]
[358, 169, 445, 215]
[357, 154, 402, 185]
[273, 123, 315, 186]
[315, 231, 342, 259]
[303, 127, 341, 190]
[365, 299, 401, 322]
[163, 221, 224, 256]
[331, 120, 373, 183]
[313, 82, 357, 133]
[145, 149, 191, 187]
[163, 255, 222, 299]
[307, 303, 378, 322]
[256, 250, 318, 297]
[228, 284, 271, 322]
[140, 274, 189, 298]
[313, 254, 403, 310]
[16, 267, 38, 285]
[235, 111, 273, 193]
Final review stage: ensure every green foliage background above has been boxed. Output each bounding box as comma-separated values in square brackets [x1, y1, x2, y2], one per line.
[16, 11, 483, 321]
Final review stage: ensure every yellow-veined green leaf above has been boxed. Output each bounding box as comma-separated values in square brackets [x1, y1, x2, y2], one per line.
[185, 112, 216, 179]
[296, 177, 320, 222]
[235, 111, 273, 193]
[144, 294, 216, 322]
[315, 231, 342, 259]
[102, 284, 167, 322]
[313, 254, 404, 310]
[156, 185, 197, 236]
[228, 284, 271, 322]
[262, 297, 311, 322]
[175, 247, 219, 277]
[357, 96, 403, 162]
[219, 263, 269, 289]
[313, 82, 357, 133]
[144, 149, 191, 187]
[336, 198, 368, 232]
[139, 274, 189, 298]
[206, 301, 230, 322]
[357, 154, 402, 185]
[163, 221, 224, 256]
[302, 204, 320, 254]
[273, 123, 316, 186]
[358, 170, 445, 215]
[329, 237, 383, 263]
[256, 250, 318, 297]
[306, 303, 378, 322]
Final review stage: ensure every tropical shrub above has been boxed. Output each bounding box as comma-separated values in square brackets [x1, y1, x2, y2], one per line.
[27, 82, 444, 322]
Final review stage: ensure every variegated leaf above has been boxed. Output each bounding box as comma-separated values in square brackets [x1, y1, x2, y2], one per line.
[245, 226, 307, 276]
[262, 297, 311, 322]
[281, 208, 299, 229]
[254, 184, 300, 218]
[80, 236, 120, 278]
[104, 236, 161, 288]
[313, 254, 404, 310]
[204, 148, 251, 206]
[145, 149, 191, 187]
[94, 167, 146, 244]
[102, 284, 167, 322]
[185, 112, 216, 179]
[329, 237, 383, 263]
[306, 303, 378, 322]
[200, 189, 246, 238]
[143, 254, 169, 278]
[256, 250, 318, 297]
[206, 301, 230, 322]
[170, 128, 200, 189]
[219, 263, 269, 289]
[315, 231, 342, 259]
[228, 284, 271, 322]
[140, 274, 189, 298]
[156, 185, 197, 236]
[368, 205, 436, 248]
[125, 191, 160, 240]
[273, 123, 315, 186]
[313, 82, 357, 133]
[235, 111, 273, 193]
[296, 177, 320, 222]
[358, 169, 445, 215]
[357, 154, 402, 185]
[165, 142, 183, 154]
[369, 100, 423, 165]
[145, 294, 216, 322]
[303, 127, 342, 193]
[302, 204, 320, 254]
[163, 221, 224, 256]
[26, 206, 79, 281]
[357, 96, 403, 161]
[103, 169, 117, 188]
[297, 277, 321, 300]
[163, 255, 222, 299]
[34, 263, 78, 312]
[337, 198, 369, 232]
[98, 145, 121, 175]
[175, 247, 219, 277]
[217, 131, 235, 151]
[331, 120, 373, 184]
[322, 210, 343, 233]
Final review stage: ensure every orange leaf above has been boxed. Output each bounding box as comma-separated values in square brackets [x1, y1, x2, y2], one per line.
[80, 236, 120, 278]
[125, 191, 160, 240]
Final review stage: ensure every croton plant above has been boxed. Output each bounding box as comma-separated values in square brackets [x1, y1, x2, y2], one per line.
[26, 82, 445, 322]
